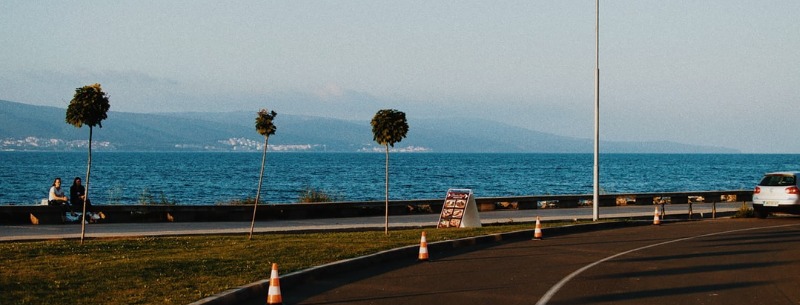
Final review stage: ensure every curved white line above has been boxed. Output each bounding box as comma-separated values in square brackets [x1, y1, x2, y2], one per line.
[535, 223, 799, 305]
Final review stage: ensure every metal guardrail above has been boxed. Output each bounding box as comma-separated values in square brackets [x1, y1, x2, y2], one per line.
[0, 190, 752, 225]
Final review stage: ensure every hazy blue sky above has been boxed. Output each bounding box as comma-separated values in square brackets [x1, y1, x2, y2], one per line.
[1, 1, 798, 153]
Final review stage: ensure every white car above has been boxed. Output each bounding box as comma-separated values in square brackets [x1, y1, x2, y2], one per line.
[752, 171, 800, 218]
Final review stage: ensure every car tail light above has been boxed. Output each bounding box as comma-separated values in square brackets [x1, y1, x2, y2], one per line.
[754, 186, 761, 194]
[786, 186, 799, 194]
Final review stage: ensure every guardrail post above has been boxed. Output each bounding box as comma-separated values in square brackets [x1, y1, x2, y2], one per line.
[712, 202, 716, 219]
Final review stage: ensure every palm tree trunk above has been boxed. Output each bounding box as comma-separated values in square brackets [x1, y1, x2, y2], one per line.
[249, 136, 269, 240]
[384, 144, 389, 235]
[80, 127, 92, 245]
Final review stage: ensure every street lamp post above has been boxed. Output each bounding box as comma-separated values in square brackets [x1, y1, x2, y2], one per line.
[593, 0, 600, 221]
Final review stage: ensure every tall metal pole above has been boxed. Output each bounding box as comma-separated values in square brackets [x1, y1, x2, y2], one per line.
[592, 0, 600, 221]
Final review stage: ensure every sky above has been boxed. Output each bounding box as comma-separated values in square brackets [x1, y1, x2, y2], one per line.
[1, 1, 798, 153]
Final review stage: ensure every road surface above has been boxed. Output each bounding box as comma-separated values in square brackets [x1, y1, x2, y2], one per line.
[279, 217, 800, 305]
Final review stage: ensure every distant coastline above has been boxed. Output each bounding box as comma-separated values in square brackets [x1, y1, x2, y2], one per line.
[1, 99, 738, 153]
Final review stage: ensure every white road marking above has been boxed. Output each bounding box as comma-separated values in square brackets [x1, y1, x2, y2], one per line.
[535, 223, 800, 305]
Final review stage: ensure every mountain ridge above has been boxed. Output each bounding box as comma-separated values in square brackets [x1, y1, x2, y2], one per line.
[0, 99, 738, 153]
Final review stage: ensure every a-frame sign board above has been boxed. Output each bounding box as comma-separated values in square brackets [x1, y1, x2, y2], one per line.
[437, 188, 481, 228]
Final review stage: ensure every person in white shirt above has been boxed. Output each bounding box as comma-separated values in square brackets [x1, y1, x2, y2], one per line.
[48, 177, 69, 206]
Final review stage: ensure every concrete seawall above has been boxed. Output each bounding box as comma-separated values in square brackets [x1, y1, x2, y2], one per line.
[0, 190, 752, 225]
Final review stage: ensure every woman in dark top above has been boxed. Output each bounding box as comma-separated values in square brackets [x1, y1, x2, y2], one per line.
[69, 177, 92, 211]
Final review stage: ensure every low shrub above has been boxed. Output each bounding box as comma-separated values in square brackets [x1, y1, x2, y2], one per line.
[733, 205, 754, 218]
[299, 187, 342, 203]
[220, 197, 258, 205]
[138, 188, 177, 205]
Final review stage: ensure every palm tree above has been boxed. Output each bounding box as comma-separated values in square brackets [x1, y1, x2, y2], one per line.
[65, 83, 110, 244]
[249, 109, 277, 240]
[371, 109, 409, 235]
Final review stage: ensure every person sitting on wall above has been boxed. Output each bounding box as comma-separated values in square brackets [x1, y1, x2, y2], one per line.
[70, 177, 99, 222]
[69, 177, 91, 210]
[49, 177, 76, 218]
[48, 177, 69, 206]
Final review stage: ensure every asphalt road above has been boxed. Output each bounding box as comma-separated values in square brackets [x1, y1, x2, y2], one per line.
[279, 217, 800, 305]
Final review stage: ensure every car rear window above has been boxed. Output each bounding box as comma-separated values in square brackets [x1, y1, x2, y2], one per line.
[759, 174, 797, 186]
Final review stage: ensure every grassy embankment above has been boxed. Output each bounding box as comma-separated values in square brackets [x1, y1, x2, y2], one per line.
[0, 221, 583, 305]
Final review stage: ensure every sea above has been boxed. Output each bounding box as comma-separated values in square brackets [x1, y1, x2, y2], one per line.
[1, 152, 798, 206]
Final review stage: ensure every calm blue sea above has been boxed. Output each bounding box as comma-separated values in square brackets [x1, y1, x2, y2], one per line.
[1, 152, 798, 205]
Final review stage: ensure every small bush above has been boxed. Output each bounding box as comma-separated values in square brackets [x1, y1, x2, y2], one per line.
[733, 205, 754, 218]
[106, 185, 124, 204]
[138, 188, 153, 205]
[299, 188, 342, 203]
[158, 192, 177, 205]
[138, 188, 177, 205]
[221, 197, 258, 205]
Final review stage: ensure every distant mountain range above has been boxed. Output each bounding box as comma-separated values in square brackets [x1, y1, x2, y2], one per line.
[0, 99, 738, 153]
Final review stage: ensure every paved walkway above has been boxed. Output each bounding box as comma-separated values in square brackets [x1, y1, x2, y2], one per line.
[1, 202, 745, 241]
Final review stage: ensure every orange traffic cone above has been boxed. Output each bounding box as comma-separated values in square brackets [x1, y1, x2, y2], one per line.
[267, 263, 282, 305]
[653, 207, 661, 225]
[418, 231, 429, 261]
[533, 216, 543, 240]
